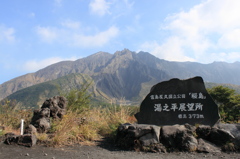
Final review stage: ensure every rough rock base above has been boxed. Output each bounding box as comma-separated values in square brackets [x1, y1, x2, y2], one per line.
[115, 123, 240, 153]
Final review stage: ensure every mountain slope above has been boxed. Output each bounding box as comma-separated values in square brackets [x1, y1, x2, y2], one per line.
[6, 73, 240, 108]
[1, 49, 240, 102]
[137, 51, 240, 84]
[6, 73, 111, 108]
[92, 50, 170, 100]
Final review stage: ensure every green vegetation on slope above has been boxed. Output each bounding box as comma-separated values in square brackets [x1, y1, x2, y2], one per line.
[4, 73, 240, 110]
[205, 82, 240, 94]
[207, 86, 240, 123]
[5, 73, 111, 109]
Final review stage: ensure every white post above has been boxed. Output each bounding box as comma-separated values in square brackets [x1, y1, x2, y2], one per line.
[20, 119, 24, 135]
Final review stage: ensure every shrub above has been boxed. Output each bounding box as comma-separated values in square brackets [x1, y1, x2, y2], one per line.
[62, 81, 92, 113]
[207, 86, 240, 123]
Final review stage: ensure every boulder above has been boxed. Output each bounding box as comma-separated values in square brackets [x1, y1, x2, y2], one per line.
[216, 123, 240, 138]
[197, 138, 221, 153]
[4, 133, 18, 145]
[216, 123, 240, 148]
[30, 108, 51, 133]
[161, 125, 186, 149]
[184, 123, 196, 132]
[116, 123, 161, 151]
[161, 124, 198, 151]
[39, 107, 51, 118]
[196, 125, 236, 150]
[24, 124, 37, 135]
[115, 123, 138, 150]
[182, 135, 198, 152]
[208, 128, 235, 146]
[4, 133, 37, 147]
[115, 123, 240, 153]
[17, 134, 37, 147]
[196, 125, 211, 140]
[30, 109, 42, 124]
[35, 117, 51, 133]
[139, 132, 158, 146]
[41, 96, 67, 119]
[30, 111, 51, 133]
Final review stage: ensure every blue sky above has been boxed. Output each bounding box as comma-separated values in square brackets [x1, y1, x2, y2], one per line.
[1, 0, 240, 84]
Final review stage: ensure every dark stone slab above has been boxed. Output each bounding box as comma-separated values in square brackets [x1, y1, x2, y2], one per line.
[4, 133, 18, 145]
[135, 76, 220, 126]
[4, 133, 37, 147]
[17, 134, 37, 147]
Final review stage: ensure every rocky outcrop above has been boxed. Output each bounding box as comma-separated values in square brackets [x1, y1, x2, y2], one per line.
[28, 108, 51, 133]
[116, 123, 240, 153]
[25, 96, 67, 134]
[41, 96, 67, 119]
[4, 133, 37, 147]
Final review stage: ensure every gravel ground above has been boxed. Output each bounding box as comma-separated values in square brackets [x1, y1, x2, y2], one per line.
[0, 140, 240, 159]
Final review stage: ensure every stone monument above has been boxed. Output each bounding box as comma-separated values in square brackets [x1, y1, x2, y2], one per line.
[135, 76, 220, 126]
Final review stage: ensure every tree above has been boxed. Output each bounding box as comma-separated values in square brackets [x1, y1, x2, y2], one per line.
[229, 94, 240, 122]
[65, 81, 92, 113]
[207, 86, 240, 123]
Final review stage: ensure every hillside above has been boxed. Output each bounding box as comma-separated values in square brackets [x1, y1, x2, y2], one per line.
[1, 49, 240, 106]
[5, 73, 240, 109]
[6, 73, 113, 108]
[205, 82, 240, 94]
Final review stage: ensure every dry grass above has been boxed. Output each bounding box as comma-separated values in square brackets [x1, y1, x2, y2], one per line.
[0, 101, 137, 147]
[0, 102, 32, 135]
[91, 106, 137, 137]
[40, 105, 137, 147]
[0, 110, 32, 128]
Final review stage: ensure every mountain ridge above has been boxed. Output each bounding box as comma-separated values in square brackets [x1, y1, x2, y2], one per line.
[1, 49, 240, 102]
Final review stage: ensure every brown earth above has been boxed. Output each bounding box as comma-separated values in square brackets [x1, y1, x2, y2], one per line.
[0, 139, 240, 159]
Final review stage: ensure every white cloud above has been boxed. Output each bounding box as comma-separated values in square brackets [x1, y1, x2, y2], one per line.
[35, 23, 119, 47]
[35, 26, 58, 43]
[89, 0, 111, 16]
[218, 29, 240, 48]
[144, 0, 240, 63]
[72, 26, 119, 47]
[165, 0, 240, 35]
[140, 37, 195, 62]
[123, 0, 134, 9]
[23, 57, 77, 72]
[61, 20, 80, 29]
[206, 52, 240, 63]
[0, 25, 15, 43]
